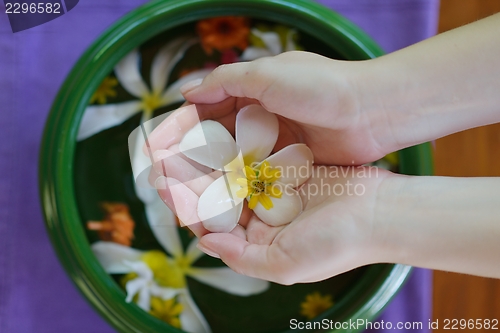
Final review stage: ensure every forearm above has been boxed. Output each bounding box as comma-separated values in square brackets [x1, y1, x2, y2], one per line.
[375, 175, 500, 278]
[359, 13, 500, 152]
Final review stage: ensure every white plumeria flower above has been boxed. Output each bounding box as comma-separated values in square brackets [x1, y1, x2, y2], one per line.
[178, 105, 314, 232]
[92, 205, 269, 333]
[240, 27, 298, 61]
[77, 35, 211, 141]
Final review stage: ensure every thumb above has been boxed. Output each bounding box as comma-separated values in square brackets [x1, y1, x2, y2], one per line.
[180, 60, 276, 104]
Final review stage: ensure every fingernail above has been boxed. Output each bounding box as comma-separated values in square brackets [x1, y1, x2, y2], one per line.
[197, 243, 220, 259]
[180, 78, 203, 95]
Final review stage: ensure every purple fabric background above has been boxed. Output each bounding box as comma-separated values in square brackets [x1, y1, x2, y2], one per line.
[0, 0, 438, 332]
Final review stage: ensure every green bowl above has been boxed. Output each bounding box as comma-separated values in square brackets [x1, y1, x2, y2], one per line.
[39, 1, 433, 332]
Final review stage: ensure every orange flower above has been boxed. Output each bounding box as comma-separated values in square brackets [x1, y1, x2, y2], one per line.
[196, 16, 250, 54]
[87, 202, 135, 246]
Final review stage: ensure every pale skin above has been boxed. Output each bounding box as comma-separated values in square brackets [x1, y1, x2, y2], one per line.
[146, 13, 500, 284]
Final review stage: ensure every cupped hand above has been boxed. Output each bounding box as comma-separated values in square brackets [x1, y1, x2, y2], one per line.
[176, 51, 391, 165]
[153, 152, 393, 284]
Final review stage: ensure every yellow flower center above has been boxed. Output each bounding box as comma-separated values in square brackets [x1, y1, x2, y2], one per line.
[140, 250, 189, 288]
[91, 76, 118, 104]
[236, 160, 282, 210]
[300, 292, 334, 320]
[141, 92, 163, 115]
[251, 180, 266, 193]
[149, 297, 183, 328]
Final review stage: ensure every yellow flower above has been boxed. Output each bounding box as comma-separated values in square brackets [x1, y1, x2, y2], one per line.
[383, 152, 399, 166]
[140, 91, 163, 117]
[149, 297, 183, 328]
[236, 160, 282, 210]
[300, 292, 334, 319]
[140, 250, 189, 289]
[90, 76, 118, 104]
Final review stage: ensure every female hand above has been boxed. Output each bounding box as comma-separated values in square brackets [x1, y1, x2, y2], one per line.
[149, 51, 392, 166]
[153, 145, 393, 284]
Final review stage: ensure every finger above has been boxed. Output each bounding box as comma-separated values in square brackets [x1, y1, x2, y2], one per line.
[145, 99, 237, 156]
[156, 177, 202, 228]
[198, 233, 298, 284]
[230, 224, 247, 241]
[235, 200, 253, 228]
[245, 216, 285, 245]
[155, 177, 211, 237]
[193, 97, 261, 123]
[151, 148, 202, 180]
[144, 104, 201, 155]
[185, 222, 210, 238]
[168, 143, 212, 174]
[152, 149, 214, 196]
[182, 60, 276, 105]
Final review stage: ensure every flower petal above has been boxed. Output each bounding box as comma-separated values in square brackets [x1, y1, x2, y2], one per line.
[185, 238, 204, 264]
[77, 100, 142, 141]
[179, 120, 238, 170]
[188, 267, 270, 296]
[149, 284, 181, 300]
[144, 196, 184, 258]
[131, 114, 157, 204]
[114, 48, 149, 98]
[253, 185, 302, 226]
[151, 36, 198, 94]
[160, 69, 212, 106]
[91, 242, 143, 274]
[136, 283, 151, 311]
[236, 104, 279, 164]
[240, 47, 273, 61]
[253, 29, 282, 55]
[264, 144, 314, 187]
[285, 29, 298, 52]
[123, 260, 153, 280]
[178, 290, 212, 333]
[125, 277, 148, 304]
[198, 175, 243, 233]
[158, 177, 202, 227]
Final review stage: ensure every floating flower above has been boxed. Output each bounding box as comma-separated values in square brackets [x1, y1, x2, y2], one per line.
[241, 24, 300, 61]
[178, 105, 313, 232]
[371, 152, 399, 171]
[196, 16, 250, 55]
[87, 202, 135, 246]
[77, 35, 211, 141]
[92, 205, 269, 333]
[149, 297, 183, 328]
[90, 76, 118, 104]
[300, 292, 334, 319]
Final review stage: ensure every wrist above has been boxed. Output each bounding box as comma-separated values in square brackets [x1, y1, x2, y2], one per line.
[370, 172, 413, 265]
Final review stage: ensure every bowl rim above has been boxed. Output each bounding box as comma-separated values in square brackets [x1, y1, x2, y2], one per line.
[39, 0, 433, 332]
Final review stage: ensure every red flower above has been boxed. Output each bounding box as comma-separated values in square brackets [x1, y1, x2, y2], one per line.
[197, 16, 250, 54]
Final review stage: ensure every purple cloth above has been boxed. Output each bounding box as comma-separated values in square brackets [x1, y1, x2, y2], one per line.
[0, 1, 437, 332]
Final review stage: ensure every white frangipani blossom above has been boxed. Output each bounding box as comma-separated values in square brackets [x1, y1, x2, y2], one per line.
[178, 105, 314, 232]
[92, 205, 269, 333]
[78, 35, 211, 141]
[240, 27, 298, 61]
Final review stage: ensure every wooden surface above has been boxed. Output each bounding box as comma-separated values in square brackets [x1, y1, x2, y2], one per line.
[433, 0, 500, 331]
